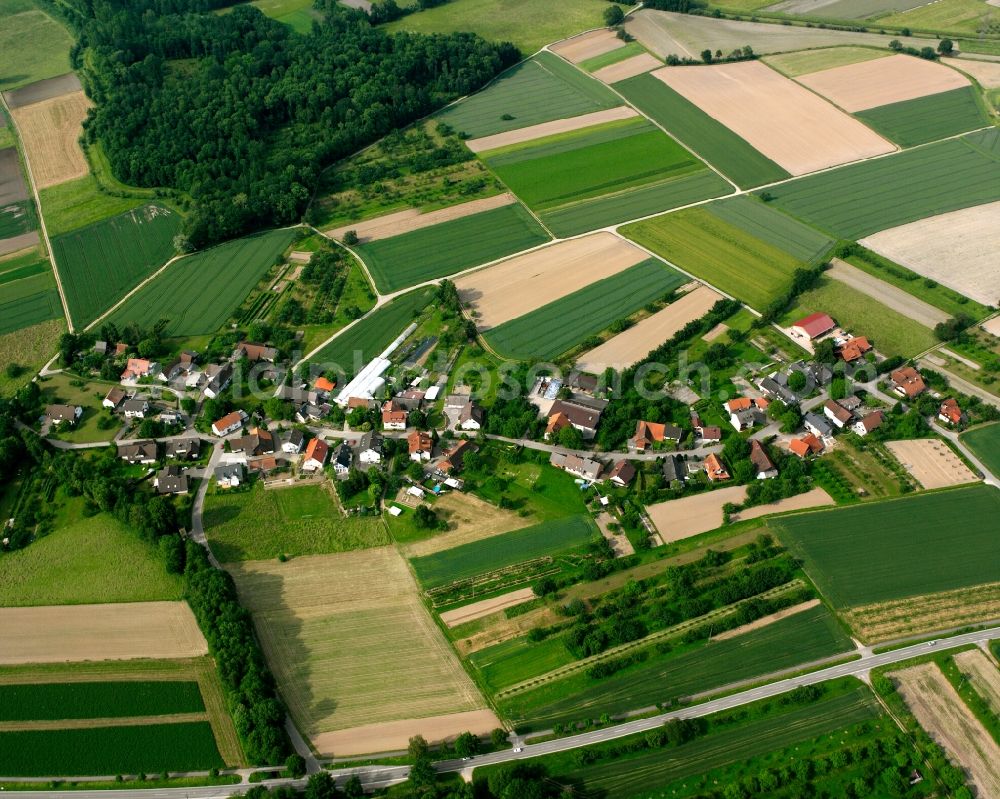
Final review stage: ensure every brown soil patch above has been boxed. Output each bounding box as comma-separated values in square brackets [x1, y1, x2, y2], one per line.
[885, 438, 978, 490]
[646, 485, 748, 544]
[593, 53, 663, 84]
[440, 588, 536, 628]
[550, 29, 625, 63]
[0, 712, 209, 732]
[3, 73, 82, 109]
[712, 598, 820, 641]
[983, 317, 1000, 338]
[892, 663, 1000, 799]
[952, 57, 1000, 89]
[827, 258, 948, 328]
[797, 54, 970, 112]
[733, 488, 835, 523]
[312, 709, 500, 757]
[11, 90, 91, 188]
[0, 231, 40, 256]
[651, 61, 894, 175]
[0, 601, 208, 664]
[457, 233, 648, 330]
[326, 192, 515, 243]
[595, 511, 635, 557]
[954, 649, 1000, 716]
[576, 284, 722, 373]
[403, 491, 531, 557]
[0, 147, 29, 204]
[702, 322, 729, 342]
[466, 106, 638, 153]
[842, 581, 1000, 643]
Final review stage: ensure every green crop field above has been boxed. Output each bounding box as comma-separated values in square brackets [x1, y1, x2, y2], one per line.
[621, 207, 805, 310]
[961, 424, 1000, 481]
[0, 250, 47, 284]
[484, 258, 686, 360]
[469, 634, 575, 694]
[313, 287, 433, 374]
[51, 205, 180, 327]
[764, 46, 891, 77]
[39, 175, 149, 237]
[502, 604, 853, 729]
[774, 485, 1000, 608]
[0, 3, 74, 90]
[856, 87, 989, 148]
[783, 277, 938, 357]
[881, 0, 995, 35]
[579, 42, 649, 73]
[108, 228, 295, 336]
[434, 52, 619, 139]
[614, 72, 789, 188]
[707, 196, 834, 263]
[0, 271, 62, 334]
[0, 722, 224, 776]
[766, 128, 1000, 239]
[355, 203, 548, 293]
[0, 682, 204, 722]
[0, 197, 36, 240]
[204, 483, 389, 562]
[411, 514, 597, 590]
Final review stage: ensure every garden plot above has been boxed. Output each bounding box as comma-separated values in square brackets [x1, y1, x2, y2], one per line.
[576, 284, 721, 373]
[593, 53, 662, 84]
[455, 233, 647, 329]
[884, 439, 978, 490]
[647, 486, 748, 543]
[465, 107, 638, 152]
[550, 29, 625, 63]
[859, 201, 1000, 308]
[0, 602, 207, 664]
[651, 61, 893, 175]
[10, 90, 90, 188]
[826, 258, 948, 328]
[796, 54, 970, 112]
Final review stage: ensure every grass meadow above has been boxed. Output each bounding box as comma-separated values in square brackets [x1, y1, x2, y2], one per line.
[881, 0, 993, 35]
[961, 423, 1000, 479]
[108, 228, 296, 336]
[774, 485, 1000, 608]
[856, 86, 990, 148]
[0, 681, 204, 721]
[707, 195, 834, 263]
[0, 2, 74, 90]
[356, 202, 549, 293]
[614, 72, 789, 188]
[39, 175, 148, 237]
[0, 318, 63, 395]
[51, 204, 180, 327]
[484, 258, 686, 360]
[204, 483, 389, 562]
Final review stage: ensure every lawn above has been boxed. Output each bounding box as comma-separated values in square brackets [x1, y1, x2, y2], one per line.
[856, 86, 990, 148]
[39, 175, 148, 237]
[763, 46, 891, 77]
[51, 204, 180, 328]
[38, 372, 123, 443]
[411, 514, 598, 590]
[384, 0, 612, 58]
[774, 485, 1000, 608]
[766, 127, 1000, 239]
[579, 41, 649, 73]
[707, 195, 834, 264]
[782, 276, 938, 357]
[961, 423, 1000, 479]
[621, 207, 805, 310]
[0, 270, 62, 334]
[204, 482, 389, 562]
[484, 258, 686, 360]
[355, 202, 549, 293]
[614, 72, 789, 188]
[881, 0, 997, 35]
[0, 318, 63, 396]
[108, 228, 296, 336]
[0, 682, 204, 721]
[0, 3, 74, 91]
[502, 603, 854, 729]
[434, 52, 620, 139]
[0, 723, 224, 776]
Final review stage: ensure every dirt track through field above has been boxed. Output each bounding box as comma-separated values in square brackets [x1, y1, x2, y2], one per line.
[550, 29, 625, 63]
[576, 284, 722, 373]
[713, 599, 820, 641]
[797, 54, 970, 112]
[402, 491, 530, 557]
[10, 90, 90, 188]
[456, 233, 648, 329]
[885, 438, 978, 490]
[953, 57, 1000, 89]
[827, 258, 948, 328]
[325, 193, 515, 243]
[651, 61, 894, 175]
[954, 649, 1000, 715]
[593, 53, 663, 84]
[860, 201, 1000, 308]
[440, 588, 536, 628]
[893, 663, 1000, 799]
[465, 106, 638, 152]
[0, 602, 208, 664]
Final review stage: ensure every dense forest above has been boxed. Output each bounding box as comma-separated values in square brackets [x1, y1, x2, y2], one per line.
[49, 0, 518, 246]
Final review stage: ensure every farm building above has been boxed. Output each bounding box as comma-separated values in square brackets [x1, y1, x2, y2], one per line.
[547, 398, 603, 439]
[790, 312, 835, 341]
[890, 366, 926, 399]
[302, 438, 330, 471]
[394, 388, 425, 410]
[630, 420, 683, 452]
[44, 404, 82, 426]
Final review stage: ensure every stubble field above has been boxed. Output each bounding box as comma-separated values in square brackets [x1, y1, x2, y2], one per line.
[10, 90, 90, 188]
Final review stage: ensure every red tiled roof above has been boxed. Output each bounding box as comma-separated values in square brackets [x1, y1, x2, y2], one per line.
[314, 377, 336, 392]
[408, 430, 433, 453]
[837, 336, 872, 363]
[792, 312, 836, 339]
[304, 438, 329, 464]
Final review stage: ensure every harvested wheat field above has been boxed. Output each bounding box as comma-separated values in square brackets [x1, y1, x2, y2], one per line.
[440, 588, 536, 628]
[593, 53, 662, 84]
[465, 106, 638, 152]
[326, 193, 515, 243]
[734, 488, 835, 522]
[0, 602, 207, 664]
[456, 233, 648, 329]
[550, 29, 625, 63]
[576, 284, 722, 373]
[797, 54, 970, 112]
[860, 201, 1000, 307]
[228, 549, 495, 756]
[713, 599, 821, 641]
[984, 317, 1000, 338]
[893, 663, 1000, 799]
[11, 90, 90, 188]
[953, 57, 1000, 89]
[403, 492, 530, 557]
[842, 582, 1000, 643]
[651, 61, 894, 175]
[827, 258, 948, 328]
[885, 439, 978, 490]
[647, 485, 747, 543]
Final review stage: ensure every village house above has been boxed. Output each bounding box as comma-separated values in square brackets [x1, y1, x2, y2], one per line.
[154, 465, 188, 495]
[757, 375, 798, 405]
[301, 437, 329, 471]
[566, 371, 600, 396]
[103, 387, 127, 410]
[724, 397, 769, 432]
[608, 459, 636, 487]
[212, 410, 247, 437]
[439, 438, 475, 473]
[166, 437, 201, 460]
[444, 394, 470, 410]
[790, 312, 835, 342]
[789, 433, 824, 459]
[382, 399, 408, 431]
[118, 440, 158, 464]
[230, 427, 275, 456]
[248, 455, 279, 476]
[804, 411, 834, 441]
[275, 385, 321, 405]
[121, 358, 157, 382]
[215, 463, 244, 488]
[458, 401, 484, 431]
[295, 403, 329, 424]
[203, 363, 234, 399]
[45, 404, 82, 426]
[234, 342, 278, 362]
[122, 398, 149, 419]
[358, 431, 384, 465]
[281, 429, 305, 454]
[852, 410, 885, 437]
[550, 452, 602, 482]
[889, 366, 926, 400]
[313, 376, 336, 396]
[691, 414, 723, 443]
[822, 399, 854, 429]
[630, 420, 683, 452]
[332, 441, 353, 475]
[661, 453, 687, 484]
[703, 453, 730, 482]
[836, 336, 873, 364]
[408, 430, 433, 462]
[938, 398, 964, 426]
[394, 389, 425, 411]
[749, 440, 778, 479]
[547, 398, 602, 439]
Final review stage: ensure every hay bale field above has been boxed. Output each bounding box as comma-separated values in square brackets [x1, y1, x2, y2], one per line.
[650, 61, 894, 175]
[646, 486, 748, 543]
[228, 550, 497, 756]
[550, 29, 625, 63]
[0, 601, 207, 664]
[884, 439, 978, 490]
[465, 107, 638, 152]
[11, 90, 90, 188]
